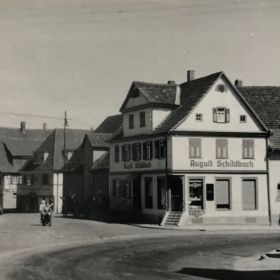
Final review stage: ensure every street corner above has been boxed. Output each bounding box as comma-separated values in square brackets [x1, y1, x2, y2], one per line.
[234, 249, 280, 271]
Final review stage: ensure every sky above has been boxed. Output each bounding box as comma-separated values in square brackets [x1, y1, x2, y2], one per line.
[0, 0, 279, 130]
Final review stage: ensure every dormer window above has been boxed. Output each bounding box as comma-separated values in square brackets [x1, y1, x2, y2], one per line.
[34, 151, 49, 163]
[213, 108, 230, 123]
[66, 151, 73, 160]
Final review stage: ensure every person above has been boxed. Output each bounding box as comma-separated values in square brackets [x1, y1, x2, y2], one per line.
[39, 200, 46, 223]
[41, 201, 53, 226]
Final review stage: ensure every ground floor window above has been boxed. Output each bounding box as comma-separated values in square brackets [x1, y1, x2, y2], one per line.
[157, 176, 166, 209]
[215, 178, 231, 210]
[112, 178, 132, 199]
[242, 179, 257, 210]
[145, 177, 153, 209]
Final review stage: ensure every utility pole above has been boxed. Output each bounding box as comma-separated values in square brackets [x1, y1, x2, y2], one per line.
[63, 110, 69, 165]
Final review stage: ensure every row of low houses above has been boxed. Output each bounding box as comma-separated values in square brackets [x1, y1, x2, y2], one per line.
[1, 70, 280, 227]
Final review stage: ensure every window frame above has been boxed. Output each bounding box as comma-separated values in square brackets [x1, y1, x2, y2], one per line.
[189, 138, 202, 158]
[216, 139, 228, 159]
[242, 139, 254, 159]
[140, 111, 146, 127]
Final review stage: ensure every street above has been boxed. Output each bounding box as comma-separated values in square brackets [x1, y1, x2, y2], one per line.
[1, 214, 280, 280]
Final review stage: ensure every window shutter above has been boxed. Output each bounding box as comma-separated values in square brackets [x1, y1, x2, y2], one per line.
[155, 140, 159, 158]
[213, 108, 217, 122]
[225, 108, 230, 123]
[150, 141, 153, 159]
[143, 142, 147, 160]
[127, 144, 131, 161]
[121, 145, 125, 161]
[139, 143, 142, 160]
[132, 143, 135, 161]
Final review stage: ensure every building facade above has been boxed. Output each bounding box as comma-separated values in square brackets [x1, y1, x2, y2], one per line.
[109, 71, 272, 226]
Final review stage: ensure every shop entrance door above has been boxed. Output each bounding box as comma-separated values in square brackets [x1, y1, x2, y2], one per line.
[133, 176, 141, 209]
[169, 176, 183, 211]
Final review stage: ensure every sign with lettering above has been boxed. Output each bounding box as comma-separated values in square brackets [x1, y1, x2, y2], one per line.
[190, 159, 254, 168]
[124, 161, 152, 169]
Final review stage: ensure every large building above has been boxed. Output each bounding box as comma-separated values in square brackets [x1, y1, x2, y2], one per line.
[109, 71, 279, 226]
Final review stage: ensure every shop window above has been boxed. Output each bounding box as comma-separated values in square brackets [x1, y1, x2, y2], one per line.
[114, 145, 119, 163]
[143, 141, 153, 160]
[216, 139, 228, 159]
[145, 177, 153, 209]
[240, 115, 247, 123]
[157, 177, 166, 209]
[42, 174, 49, 185]
[189, 138, 201, 158]
[215, 179, 230, 209]
[132, 143, 141, 161]
[242, 179, 257, 210]
[213, 107, 230, 123]
[189, 178, 204, 209]
[140, 111, 146, 127]
[129, 114, 134, 129]
[242, 139, 254, 159]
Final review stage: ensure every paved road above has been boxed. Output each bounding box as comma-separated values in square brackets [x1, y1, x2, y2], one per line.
[1, 214, 280, 280]
[6, 233, 280, 280]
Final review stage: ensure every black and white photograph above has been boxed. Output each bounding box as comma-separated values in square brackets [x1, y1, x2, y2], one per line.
[0, 0, 280, 279]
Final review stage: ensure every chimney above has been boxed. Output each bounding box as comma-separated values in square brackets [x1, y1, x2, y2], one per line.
[235, 79, 243, 87]
[43, 123, 47, 130]
[167, 80, 176, 85]
[20, 121, 26, 134]
[187, 70, 195, 82]
[175, 85, 181, 105]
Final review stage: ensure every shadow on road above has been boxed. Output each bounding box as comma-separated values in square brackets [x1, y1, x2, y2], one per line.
[176, 267, 280, 280]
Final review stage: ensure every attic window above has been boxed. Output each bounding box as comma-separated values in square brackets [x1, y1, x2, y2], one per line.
[216, 84, 226, 93]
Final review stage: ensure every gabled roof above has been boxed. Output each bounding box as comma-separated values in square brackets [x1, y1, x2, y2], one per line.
[86, 132, 112, 148]
[238, 86, 280, 129]
[0, 127, 51, 157]
[0, 141, 17, 173]
[154, 72, 222, 133]
[91, 152, 109, 170]
[120, 81, 177, 112]
[22, 129, 89, 172]
[95, 114, 123, 134]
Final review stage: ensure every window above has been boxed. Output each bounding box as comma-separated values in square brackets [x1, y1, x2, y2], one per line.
[132, 143, 141, 161]
[66, 151, 73, 160]
[143, 141, 153, 160]
[242, 179, 257, 210]
[216, 84, 226, 92]
[189, 138, 201, 158]
[155, 139, 166, 159]
[42, 174, 49, 185]
[24, 175, 34, 186]
[213, 108, 230, 123]
[240, 115, 247, 123]
[124, 180, 132, 198]
[140, 112, 146, 127]
[216, 139, 228, 159]
[215, 179, 230, 209]
[112, 179, 121, 197]
[122, 144, 131, 162]
[242, 139, 254, 159]
[129, 114, 134, 129]
[114, 146, 119, 162]
[145, 177, 153, 208]
[157, 177, 166, 209]
[196, 114, 203, 121]
[189, 178, 204, 209]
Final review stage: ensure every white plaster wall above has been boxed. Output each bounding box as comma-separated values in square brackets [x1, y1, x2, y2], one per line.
[176, 77, 261, 132]
[183, 174, 268, 218]
[123, 108, 152, 137]
[152, 109, 171, 130]
[171, 136, 267, 171]
[269, 160, 280, 224]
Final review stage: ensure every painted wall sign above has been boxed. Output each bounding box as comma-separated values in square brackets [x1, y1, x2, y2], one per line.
[190, 159, 254, 168]
[124, 161, 152, 169]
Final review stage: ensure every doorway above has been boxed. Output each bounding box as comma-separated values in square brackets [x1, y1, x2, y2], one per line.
[169, 176, 183, 211]
[133, 176, 141, 209]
